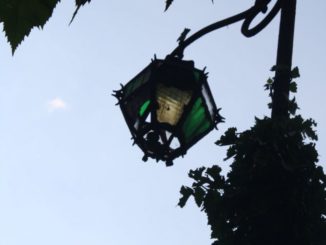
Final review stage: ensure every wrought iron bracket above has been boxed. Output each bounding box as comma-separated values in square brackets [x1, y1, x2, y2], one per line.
[170, 0, 282, 58]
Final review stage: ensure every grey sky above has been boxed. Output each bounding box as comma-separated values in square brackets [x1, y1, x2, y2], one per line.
[0, 1, 325, 244]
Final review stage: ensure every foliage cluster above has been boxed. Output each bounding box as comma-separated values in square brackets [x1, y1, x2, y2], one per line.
[179, 71, 326, 245]
[0, 0, 91, 53]
[0, 0, 181, 54]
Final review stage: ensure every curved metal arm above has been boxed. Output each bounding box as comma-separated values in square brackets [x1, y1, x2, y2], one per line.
[170, 0, 282, 58]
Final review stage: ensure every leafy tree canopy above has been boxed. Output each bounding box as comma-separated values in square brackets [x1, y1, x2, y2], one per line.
[179, 69, 326, 245]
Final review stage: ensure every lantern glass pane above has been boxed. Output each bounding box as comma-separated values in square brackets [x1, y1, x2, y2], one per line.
[182, 97, 211, 144]
[122, 85, 150, 129]
[139, 100, 151, 117]
[123, 69, 151, 99]
[156, 83, 192, 126]
[193, 70, 201, 82]
[202, 83, 215, 120]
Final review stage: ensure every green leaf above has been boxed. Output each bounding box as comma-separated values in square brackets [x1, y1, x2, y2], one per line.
[206, 165, 222, 181]
[302, 118, 318, 141]
[288, 97, 299, 115]
[70, 0, 91, 24]
[224, 145, 237, 160]
[178, 186, 194, 208]
[270, 65, 276, 71]
[289, 81, 297, 93]
[76, 0, 91, 8]
[194, 187, 206, 207]
[189, 167, 205, 181]
[266, 78, 274, 84]
[165, 0, 173, 11]
[264, 84, 271, 91]
[291, 67, 300, 78]
[264, 78, 274, 91]
[0, 0, 60, 53]
[270, 64, 289, 72]
[216, 127, 237, 146]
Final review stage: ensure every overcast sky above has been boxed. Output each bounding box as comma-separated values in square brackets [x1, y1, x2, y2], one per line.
[0, 1, 325, 244]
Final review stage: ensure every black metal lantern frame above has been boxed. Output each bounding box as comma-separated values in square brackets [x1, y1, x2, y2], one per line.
[114, 57, 223, 166]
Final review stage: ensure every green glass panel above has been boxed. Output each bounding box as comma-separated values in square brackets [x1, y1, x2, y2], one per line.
[182, 97, 211, 144]
[124, 69, 151, 98]
[193, 70, 201, 82]
[139, 100, 150, 117]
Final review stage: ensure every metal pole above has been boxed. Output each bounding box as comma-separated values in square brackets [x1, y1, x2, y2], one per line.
[271, 0, 297, 119]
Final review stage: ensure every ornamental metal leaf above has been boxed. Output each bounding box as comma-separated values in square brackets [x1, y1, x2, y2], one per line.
[177, 28, 191, 44]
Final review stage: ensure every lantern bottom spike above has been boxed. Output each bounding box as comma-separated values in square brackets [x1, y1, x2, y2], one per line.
[165, 160, 173, 167]
[142, 155, 148, 162]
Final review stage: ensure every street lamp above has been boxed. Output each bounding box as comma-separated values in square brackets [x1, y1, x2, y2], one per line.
[113, 56, 223, 166]
[114, 0, 295, 166]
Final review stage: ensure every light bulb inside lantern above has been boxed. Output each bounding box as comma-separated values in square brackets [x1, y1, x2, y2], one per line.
[156, 83, 192, 126]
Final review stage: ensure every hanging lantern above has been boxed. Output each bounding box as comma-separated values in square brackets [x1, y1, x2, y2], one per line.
[113, 56, 223, 166]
